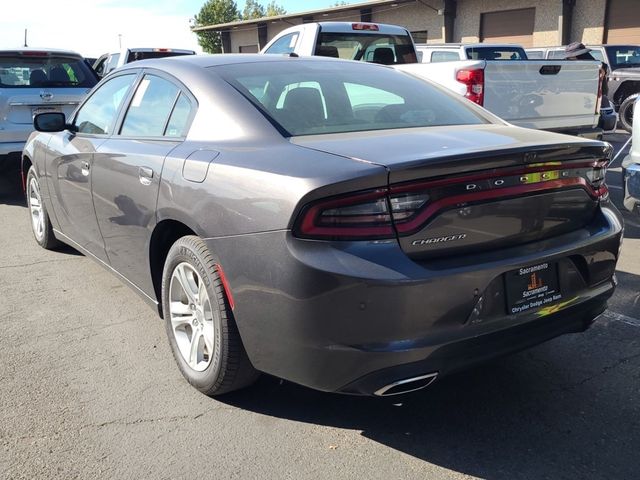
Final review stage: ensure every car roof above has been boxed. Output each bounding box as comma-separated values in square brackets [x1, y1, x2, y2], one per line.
[0, 47, 82, 57]
[416, 43, 524, 49]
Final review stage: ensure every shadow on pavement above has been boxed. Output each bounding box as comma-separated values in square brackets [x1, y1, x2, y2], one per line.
[220, 331, 638, 479]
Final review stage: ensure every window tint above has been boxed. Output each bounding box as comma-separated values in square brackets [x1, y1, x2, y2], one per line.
[75, 74, 136, 135]
[264, 33, 299, 54]
[120, 75, 180, 137]
[316, 32, 417, 64]
[430, 51, 460, 62]
[217, 60, 487, 137]
[0, 55, 97, 88]
[466, 47, 527, 60]
[165, 93, 192, 137]
[604, 46, 640, 69]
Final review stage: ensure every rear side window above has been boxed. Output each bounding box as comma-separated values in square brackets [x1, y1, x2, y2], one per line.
[430, 51, 460, 62]
[165, 93, 193, 137]
[120, 74, 180, 137]
[0, 54, 97, 88]
[264, 33, 299, 55]
[526, 50, 544, 59]
[75, 74, 136, 135]
[125, 50, 195, 63]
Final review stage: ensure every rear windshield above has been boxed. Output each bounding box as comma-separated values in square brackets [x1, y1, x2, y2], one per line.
[466, 47, 527, 60]
[215, 60, 487, 137]
[125, 51, 195, 63]
[604, 46, 640, 70]
[315, 32, 417, 64]
[0, 55, 98, 88]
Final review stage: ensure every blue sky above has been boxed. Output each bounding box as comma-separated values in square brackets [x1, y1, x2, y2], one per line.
[0, 0, 359, 57]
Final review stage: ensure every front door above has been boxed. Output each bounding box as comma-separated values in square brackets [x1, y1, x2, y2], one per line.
[46, 73, 138, 262]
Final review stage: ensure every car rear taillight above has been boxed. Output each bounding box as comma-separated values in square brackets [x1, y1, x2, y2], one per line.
[456, 68, 484, 105]
[352, 23, 379, 31]
[294, 160, 609, 241]
[295, 189, 429, 240]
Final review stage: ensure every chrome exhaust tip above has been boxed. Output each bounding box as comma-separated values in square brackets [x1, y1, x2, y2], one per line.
[374, 372, 438, 396]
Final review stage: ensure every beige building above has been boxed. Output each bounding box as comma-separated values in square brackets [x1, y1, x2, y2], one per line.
[193, 0, 640, 52]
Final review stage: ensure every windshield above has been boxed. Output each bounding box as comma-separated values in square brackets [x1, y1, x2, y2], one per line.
[604, 46, 640, 69]
[215, 60, 488, 137]
[0, 55, 97, 88]
[315, 32, 417, 64]
[466, 47, 527, 60]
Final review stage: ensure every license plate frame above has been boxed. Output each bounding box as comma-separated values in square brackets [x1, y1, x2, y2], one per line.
[32, 106, 61, 117]
[505, 262, 562, 315]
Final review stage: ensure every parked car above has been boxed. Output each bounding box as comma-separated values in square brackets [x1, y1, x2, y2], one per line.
[416, 43, 528, 62]
[263, 22, 605, 139]
[527, 44, 640, 131]
[0, 48, 97, 174]
[23, 55, 621, 397]
[622, 96, 640, 212]
[92, 47, 196, 77]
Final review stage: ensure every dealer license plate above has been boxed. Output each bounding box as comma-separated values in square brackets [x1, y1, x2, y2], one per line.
[505, 262, 562, 315]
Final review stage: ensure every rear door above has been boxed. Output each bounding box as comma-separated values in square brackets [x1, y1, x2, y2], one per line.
[0, 51, 97, 149]
[482, 60, 601, 129]
[91, 70, 195, 294]
[46, 72, 138, 262]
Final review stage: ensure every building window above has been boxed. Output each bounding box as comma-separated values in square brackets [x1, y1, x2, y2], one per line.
[411, 30, 428, 44]
[239, 45, 259, 53]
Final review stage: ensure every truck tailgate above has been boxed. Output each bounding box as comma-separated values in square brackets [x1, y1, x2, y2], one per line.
[483, 60, 600, 130]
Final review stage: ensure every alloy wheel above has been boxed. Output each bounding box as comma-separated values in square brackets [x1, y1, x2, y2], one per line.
[28, 177, 45, 242]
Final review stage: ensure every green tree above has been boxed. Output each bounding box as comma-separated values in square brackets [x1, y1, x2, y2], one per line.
[331, 1, 349, 6]
[193, 0, 240, 53]
[242, 0, 265, 19]
[265, 1, 286, 16]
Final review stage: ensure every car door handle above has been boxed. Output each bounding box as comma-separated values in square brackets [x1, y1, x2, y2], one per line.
[81, 161, 90, 176]
[139, 166, 153, 186]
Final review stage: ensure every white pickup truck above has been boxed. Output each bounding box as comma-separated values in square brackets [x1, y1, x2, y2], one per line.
[261, 22, 604, 138]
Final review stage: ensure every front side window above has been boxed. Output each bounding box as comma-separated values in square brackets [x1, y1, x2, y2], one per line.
[216, 60, 487, 137]
[75, 74, 136, 135]
[120, 74, 180, 137]
[0, 54, 97, 88]
[264, 33, 299, 55]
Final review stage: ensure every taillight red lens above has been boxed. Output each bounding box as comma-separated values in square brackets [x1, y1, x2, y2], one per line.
[295, 189, 395, 239]
[456, 68, 484, 105]
[352, 23, 379, 31]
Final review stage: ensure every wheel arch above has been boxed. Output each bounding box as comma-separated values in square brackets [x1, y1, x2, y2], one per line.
[149, 219, 197, 318]
[21, 154, 33, 192]
[613, 80, 640, 107]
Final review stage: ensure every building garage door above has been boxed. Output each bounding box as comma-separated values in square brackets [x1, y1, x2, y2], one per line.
[606, 0, 640, 44]
[480, 8, 535, 47]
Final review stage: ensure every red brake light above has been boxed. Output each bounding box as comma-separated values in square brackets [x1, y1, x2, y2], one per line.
[352, 23, 379, 31]
[154, 48, 171, 52]
[456, 68, 484, 105]
[20, 51, 49, 57]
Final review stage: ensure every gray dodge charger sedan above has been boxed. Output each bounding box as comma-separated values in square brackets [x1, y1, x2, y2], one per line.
[22, 54, 622, 397]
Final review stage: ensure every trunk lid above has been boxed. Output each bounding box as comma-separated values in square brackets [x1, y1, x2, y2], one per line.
[291, 125, 610, 258]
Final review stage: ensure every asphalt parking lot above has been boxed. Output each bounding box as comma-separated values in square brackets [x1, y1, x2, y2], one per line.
[1, 133, 638, 480]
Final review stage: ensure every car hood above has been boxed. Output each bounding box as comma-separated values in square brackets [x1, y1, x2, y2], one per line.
[609, 67, 640, 78]
[290, 124, 604, 183]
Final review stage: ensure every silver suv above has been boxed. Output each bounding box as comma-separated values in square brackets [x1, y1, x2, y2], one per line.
[0, 48, 97, 163]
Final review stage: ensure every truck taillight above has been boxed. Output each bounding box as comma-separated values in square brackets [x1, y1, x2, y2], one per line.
[596, 67, 605, 113]
[456, 68, 484, 106]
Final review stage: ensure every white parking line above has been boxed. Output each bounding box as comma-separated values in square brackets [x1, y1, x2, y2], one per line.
[601, 310, 640, 327]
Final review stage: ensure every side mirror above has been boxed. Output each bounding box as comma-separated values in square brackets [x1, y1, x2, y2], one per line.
[34, 112, 68, 132]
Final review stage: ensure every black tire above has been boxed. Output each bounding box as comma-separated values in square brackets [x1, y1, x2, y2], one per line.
[618, 93, 638, 133]
[25, 166, 60, 250]
[161, 235, 258, 396]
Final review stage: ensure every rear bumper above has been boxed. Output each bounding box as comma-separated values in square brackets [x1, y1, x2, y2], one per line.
[205, 203, 622, 395]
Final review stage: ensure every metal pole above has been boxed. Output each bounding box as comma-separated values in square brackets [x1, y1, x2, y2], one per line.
[118, 34, 122, 50]
[24, 28, 27, 47]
